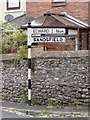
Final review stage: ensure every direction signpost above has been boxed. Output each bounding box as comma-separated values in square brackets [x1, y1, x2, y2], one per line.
[27, 24, 78, 105]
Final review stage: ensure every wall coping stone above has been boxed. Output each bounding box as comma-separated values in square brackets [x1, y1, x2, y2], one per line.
[32, 50, 90, 58]
[1, 50, 90, 60]
[1, 53, 17, 61]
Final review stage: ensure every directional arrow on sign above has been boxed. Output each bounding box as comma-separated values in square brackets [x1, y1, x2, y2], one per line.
[31, 34, 78, 38]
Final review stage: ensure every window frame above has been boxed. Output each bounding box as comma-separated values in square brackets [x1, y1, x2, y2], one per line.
[7, 0, 20, 10]
[52, 0, 66, 4]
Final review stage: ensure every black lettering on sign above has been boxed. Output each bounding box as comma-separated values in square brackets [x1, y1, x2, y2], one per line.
[56, 29, 64, 34]
[33, 29, 50, 34]
[33, 37, 65, 42]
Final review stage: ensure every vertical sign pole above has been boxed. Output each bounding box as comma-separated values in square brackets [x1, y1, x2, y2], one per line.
[27, 23, 32, 105]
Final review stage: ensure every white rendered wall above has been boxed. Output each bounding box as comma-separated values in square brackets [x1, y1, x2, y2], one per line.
[0, 0, 26, 23]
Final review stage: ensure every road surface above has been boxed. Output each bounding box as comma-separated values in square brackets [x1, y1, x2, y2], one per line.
[2, 111, 32, 118]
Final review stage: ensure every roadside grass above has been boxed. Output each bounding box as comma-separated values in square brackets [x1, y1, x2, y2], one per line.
[59, 112, 88, 117]
[31, 99, 38, 106]
[47, 98, 61, 108]
[47, 98, 88, 110]
[21, 92, 28, 104]
[36, 110, 51, 117]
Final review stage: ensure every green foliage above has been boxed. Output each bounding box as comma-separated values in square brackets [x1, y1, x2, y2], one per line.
[48, 98, 61, 108]
[88, 111, 90, 116]
[21, 91, 28, 103]
[37, 110, 51, 116]
[0, 23, 27, 62]
[68, 103, 82, 109]
[31, 99, 38, 106]
[17, 45, 28, 63]
[59, 112, 82, 117]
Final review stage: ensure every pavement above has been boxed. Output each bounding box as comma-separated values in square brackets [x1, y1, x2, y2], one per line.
[1, 101, 89, 112]
[1, 101, 90, 119]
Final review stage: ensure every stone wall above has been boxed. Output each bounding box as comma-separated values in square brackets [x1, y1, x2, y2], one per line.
[2, 51, 90, 106]
[2, 59, 28, 103]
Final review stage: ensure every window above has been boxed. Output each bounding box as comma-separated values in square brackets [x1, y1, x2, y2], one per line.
[7, 0, 20, 10]
[52, 0, 66, 3]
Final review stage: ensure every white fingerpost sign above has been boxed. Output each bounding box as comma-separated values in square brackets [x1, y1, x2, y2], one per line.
[27, 25, 78, 105]
[32, 28, 65, 34]
[31, 28, 66, 43]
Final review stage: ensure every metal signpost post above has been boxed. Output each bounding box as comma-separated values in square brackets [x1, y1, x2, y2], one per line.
[27, 24, 78, 105]
[27, 24, 33, 105]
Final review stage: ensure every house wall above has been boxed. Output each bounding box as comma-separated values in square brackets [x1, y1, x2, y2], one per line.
[78, 29, 90, 50]
[38, 39, 75, 51]
[0, 0, 26, 22]
[26, 1, 89, 24]
[26, 1, 90, 51]
[88, 1, 90, 25]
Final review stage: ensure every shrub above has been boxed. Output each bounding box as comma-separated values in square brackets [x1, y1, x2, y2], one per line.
[0, 23, 27, 62]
